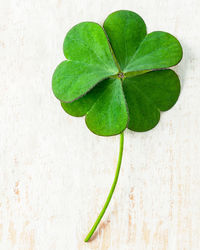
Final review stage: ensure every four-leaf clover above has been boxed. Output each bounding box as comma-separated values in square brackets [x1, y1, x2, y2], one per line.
[52, 10, 182, 136]
[52, 10, 183, 242]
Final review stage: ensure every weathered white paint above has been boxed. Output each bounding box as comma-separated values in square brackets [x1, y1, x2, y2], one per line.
[0, 0, 200, 249]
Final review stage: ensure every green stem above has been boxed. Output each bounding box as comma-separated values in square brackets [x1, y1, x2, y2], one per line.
[84, 132, 124, 242]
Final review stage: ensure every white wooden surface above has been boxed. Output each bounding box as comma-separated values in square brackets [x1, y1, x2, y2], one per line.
[1, 0, 200, 249]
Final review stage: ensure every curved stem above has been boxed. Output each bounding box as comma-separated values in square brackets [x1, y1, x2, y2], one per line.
[84, 132, 124, 242]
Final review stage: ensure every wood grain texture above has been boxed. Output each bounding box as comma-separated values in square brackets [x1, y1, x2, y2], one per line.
[0, 0, 200, 249]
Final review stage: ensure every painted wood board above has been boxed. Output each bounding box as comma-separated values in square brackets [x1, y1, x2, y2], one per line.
[0, 0, 200, 249]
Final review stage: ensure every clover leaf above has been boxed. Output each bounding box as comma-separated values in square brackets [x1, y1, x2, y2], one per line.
[52, 10, 182, 242]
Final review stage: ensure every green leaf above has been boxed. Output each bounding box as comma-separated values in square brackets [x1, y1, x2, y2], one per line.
[52, 10, 183, 136]
[123, 69, 181, 132]
[103, 10, 147, 71]
[123, 31, 183, 72]
[52, 11, 183, 243]
[85, 78, 128, 136]
[52, 22, 118, 102]
[61, 79, 112, 117]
